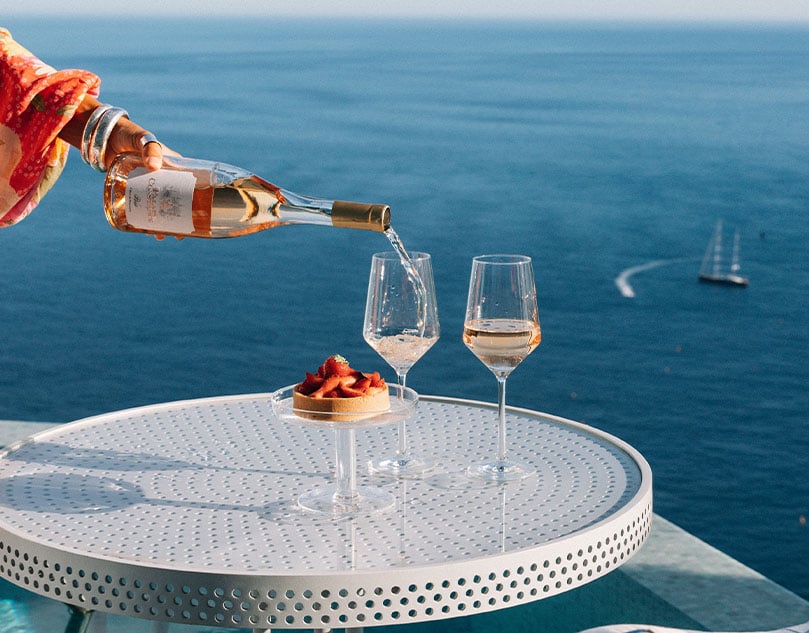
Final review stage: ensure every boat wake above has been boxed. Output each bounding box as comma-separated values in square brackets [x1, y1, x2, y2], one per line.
[615, 258, 694, 298]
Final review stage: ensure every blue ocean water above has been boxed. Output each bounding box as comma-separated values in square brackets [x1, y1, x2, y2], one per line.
[1, 17, 808, 611]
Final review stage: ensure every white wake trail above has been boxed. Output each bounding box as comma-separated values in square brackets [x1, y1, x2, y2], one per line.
[615, 258, 693, 298]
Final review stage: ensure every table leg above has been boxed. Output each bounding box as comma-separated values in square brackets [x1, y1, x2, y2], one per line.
[64, 606, 93, 633]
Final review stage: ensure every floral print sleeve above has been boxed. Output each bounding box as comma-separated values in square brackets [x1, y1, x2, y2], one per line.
[0, 27, 100, 227]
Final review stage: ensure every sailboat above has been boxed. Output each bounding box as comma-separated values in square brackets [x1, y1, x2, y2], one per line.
[698, 219, 749, 287]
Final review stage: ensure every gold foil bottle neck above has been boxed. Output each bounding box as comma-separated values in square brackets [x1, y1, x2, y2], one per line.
[331, 200, 391, 233]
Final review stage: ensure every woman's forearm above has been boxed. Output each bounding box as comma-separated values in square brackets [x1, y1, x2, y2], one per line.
[57, 94, 102, 150]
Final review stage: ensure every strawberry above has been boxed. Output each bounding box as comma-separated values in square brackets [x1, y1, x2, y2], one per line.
[298, 372, 324, 395]
[338, 375, 358, 389]
[310, 375, 342, 398]
[366, 372, 386, 388]
[339, 382, 369, 397]
[321, 354, 354, 378]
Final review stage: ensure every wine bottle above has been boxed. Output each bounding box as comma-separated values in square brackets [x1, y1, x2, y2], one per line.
[104, 154, 390, 238]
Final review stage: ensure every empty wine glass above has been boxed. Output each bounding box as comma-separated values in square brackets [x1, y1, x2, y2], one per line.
[463, 254, 541, 482]
[364, 251, 440, 476]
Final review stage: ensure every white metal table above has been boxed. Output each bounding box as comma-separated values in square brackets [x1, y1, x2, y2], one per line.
[0, 394, 652, 632]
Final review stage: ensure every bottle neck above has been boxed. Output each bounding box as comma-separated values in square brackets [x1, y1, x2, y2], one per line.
[278, 188, 390, 233]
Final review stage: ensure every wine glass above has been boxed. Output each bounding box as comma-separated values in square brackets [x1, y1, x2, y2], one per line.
[463, 254, 541, 482]
[364, 251, 440, 476]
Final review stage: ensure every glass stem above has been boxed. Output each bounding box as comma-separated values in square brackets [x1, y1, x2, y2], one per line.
[497, 376, 508, 464]
[397, 372, 409, 459]
[334, 428, 357, 505]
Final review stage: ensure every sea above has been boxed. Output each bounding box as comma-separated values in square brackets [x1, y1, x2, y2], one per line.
[1, 15, 808, 621]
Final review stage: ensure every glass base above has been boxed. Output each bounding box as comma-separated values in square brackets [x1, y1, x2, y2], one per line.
[467, 459, 535, 483]
[298, 485, 396, 518]
[369, 454, 435, 478]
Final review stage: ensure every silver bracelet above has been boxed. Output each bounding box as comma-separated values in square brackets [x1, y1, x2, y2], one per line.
[88, 107, 128, 171]
[80, 104, 113, 166]
[80, 104, 129, 171]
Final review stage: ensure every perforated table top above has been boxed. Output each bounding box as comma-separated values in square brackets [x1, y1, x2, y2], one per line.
[0, 394, 652, 630]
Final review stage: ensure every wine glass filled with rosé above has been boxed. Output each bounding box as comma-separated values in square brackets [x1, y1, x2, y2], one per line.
[463, 254, 541, 483]
[363, 251, 440, 477]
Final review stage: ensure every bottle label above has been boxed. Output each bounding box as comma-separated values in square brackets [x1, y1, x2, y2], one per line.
[125, 168, 196, 234]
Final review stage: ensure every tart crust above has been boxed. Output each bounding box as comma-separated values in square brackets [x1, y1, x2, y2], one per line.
[292, 385, 390, 422]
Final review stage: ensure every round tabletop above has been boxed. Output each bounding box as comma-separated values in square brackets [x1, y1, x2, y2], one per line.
[0, 394, 652, 630]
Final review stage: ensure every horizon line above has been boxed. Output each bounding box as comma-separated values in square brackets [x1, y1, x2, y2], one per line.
[6, 13, 809, 23]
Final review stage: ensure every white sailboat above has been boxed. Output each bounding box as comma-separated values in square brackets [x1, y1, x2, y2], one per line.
[698, 219, 749, 287]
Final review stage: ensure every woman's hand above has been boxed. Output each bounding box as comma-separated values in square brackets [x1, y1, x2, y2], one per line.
[105, 115, 174, 171]
[60, 95, 176, 171]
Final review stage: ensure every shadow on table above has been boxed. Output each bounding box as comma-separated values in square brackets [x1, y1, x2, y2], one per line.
[0, 472, 301, 522]
[3, 441, 321, 479]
